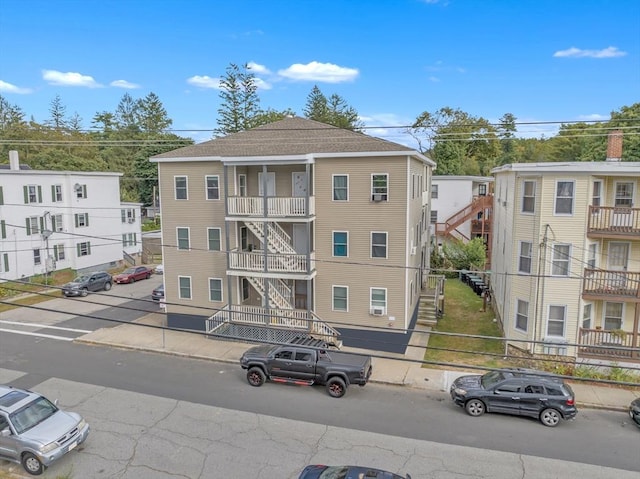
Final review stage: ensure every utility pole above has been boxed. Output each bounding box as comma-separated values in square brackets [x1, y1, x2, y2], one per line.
[42, 211, 53, 284]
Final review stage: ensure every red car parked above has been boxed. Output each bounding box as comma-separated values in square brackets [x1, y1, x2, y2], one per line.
[113, 266, 153, 284]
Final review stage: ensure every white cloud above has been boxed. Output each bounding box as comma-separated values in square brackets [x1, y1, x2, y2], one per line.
[553, 46, 627, 58]
[428, 76, 440, 82]
[110, 79, 140, 89]
[0, 80, 32, 94]
[186, 75, 222, 89]
[278, 61, 359, 83]
[253, 77, 272, 90]
[42, 69, 101, 87]
[247, 62, 271, 74]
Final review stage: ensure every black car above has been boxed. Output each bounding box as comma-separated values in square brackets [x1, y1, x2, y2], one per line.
[151, 283, 165, 301]
[629, 398, 640, 427]
[450, 368, 577, 427]
[298, 465, 411, 479]
[62, 271, 112, 297]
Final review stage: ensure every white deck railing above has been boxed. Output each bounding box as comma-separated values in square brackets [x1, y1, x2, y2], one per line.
[229, 250, 311, 273]
[227, 196, 315, 217]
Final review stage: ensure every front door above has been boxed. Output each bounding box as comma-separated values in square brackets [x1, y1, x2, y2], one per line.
[292, 172, 307, 197]
[293, 224, 308, 254]
[258, 172, 276, 197]
[608, 242, 629, 289]
[0, 414, 18, 461]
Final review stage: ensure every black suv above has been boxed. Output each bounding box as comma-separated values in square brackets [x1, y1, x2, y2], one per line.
[450, 368, 577, 427]
[61, 271, 112, 297]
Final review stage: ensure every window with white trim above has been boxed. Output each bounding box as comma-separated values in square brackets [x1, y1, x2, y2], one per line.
[206, 175, 220, 200]
[614, 182, 634, 207]
[33, 249, 41, 265]
[52, 184, 63, 202]
[77, 242, 91, 257]
[518, 241, 532, 274]
[333, 231, 348, 257]
[582, 303, 592, 329]
[522, 180, 535, 214]
[592, 181, 602, 208]
[371, 232, 387, 258]
[208, 228, 221, 251]
[74, 213, 89, 227]
[603, 302, 623, 330]
[551, 244, 570, 276]
[238, 174, 247, 197]
[430, 210, 437, 224]
[333, 174, 348, 201]
[370, 288, 387, 313]
[26, 216, 40, 236]
[371, 174, 388, 201]
[178, 276, 192, 299]
[332, 285, 348, 311]
[555, 181, 574, 215]
[177, 227, 190, 250]
[51, 214, 63, 232]
[25, 185, 40, 203]
[54, 244, 65, 261]
[587, 243, 597, 269]
[516, 299, 528, 331]
[175, 176, 188, 200]
[75, 184, 87, 199]
[431, 184, 438, 199]
[546, 305, 566, 337]
[209, 278, 223, 302]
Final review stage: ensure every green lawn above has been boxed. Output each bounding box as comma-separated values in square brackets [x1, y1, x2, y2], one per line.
[423, 278, 505, 368]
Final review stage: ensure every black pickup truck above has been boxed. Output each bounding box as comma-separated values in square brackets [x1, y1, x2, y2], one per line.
[240, 342, 373, 398]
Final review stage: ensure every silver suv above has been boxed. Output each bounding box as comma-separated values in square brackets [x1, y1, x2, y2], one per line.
[0, 385, 90, 475]
[62, 271, 112, 297]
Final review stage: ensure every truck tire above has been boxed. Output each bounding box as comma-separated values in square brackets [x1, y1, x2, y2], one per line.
[22, 452, 44, 475]
[326, 377, 347, 398]
[247, 367, 266, 387]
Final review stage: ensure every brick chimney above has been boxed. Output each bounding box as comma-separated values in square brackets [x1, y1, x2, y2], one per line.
[606, 130, 623, 162]
[9, 150, 20, 170]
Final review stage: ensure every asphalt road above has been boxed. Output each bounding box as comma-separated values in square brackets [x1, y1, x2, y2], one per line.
[0, 280, 638, 477]
[0, 335, 638, 475]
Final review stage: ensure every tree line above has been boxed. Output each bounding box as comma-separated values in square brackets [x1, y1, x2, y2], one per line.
[0, 61, 638, 207]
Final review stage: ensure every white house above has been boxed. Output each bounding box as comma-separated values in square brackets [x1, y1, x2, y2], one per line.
[0, 151, 142, 280]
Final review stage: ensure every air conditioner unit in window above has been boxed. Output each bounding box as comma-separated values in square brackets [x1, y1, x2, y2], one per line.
[370, 306, 385, 316]
[127, 218, 135, 224]
[372, 194, 384, 202]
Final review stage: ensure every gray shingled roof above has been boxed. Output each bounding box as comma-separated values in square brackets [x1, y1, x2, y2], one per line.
[152, 116, 416, 159]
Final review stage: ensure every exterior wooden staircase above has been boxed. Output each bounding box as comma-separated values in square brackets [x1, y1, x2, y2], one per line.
[437, 195, 493, 240]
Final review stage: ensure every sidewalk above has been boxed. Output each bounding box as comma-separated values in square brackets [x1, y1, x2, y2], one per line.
[75, 312, 639, 412]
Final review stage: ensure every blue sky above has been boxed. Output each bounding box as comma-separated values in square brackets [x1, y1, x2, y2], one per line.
[1, 0, 638, 147]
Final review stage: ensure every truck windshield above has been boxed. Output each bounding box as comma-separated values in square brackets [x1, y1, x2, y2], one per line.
[10, 396, 58, 434]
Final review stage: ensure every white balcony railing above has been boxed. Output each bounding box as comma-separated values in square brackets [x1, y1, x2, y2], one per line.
[227, 196, 315, 217]
[229, 250, 312, 273]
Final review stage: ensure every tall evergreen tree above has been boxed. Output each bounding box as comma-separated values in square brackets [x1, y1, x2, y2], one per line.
[46, 94, 67, 129]
[114, 93, 140, 131]
[0, 94, 26, 130]
[138, 92, 172, 133]
[215, 63, 261, 136]
[303, 85, 362, 130]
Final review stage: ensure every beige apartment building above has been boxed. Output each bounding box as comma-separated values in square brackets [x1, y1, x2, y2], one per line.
[491, 132, 640, 365]
[151, 117, 436, 353]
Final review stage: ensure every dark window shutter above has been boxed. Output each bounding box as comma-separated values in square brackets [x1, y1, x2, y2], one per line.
[51, 185, 56, 201]
[0, 186, 4, 205]
[26, 218, 31, 235]
[77, 244, 81, 256]
[39, 217, 45, 232]
[82, 185, 87, 198]
[37, 186, 42, 203]
[75, 214, 79, 227]
[85, 214, 89, 226]
[23, 185, 28, 203]
[87, 242, 91, 255]
[3, 253, 8, 272]
[1, 220, 5, 239]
